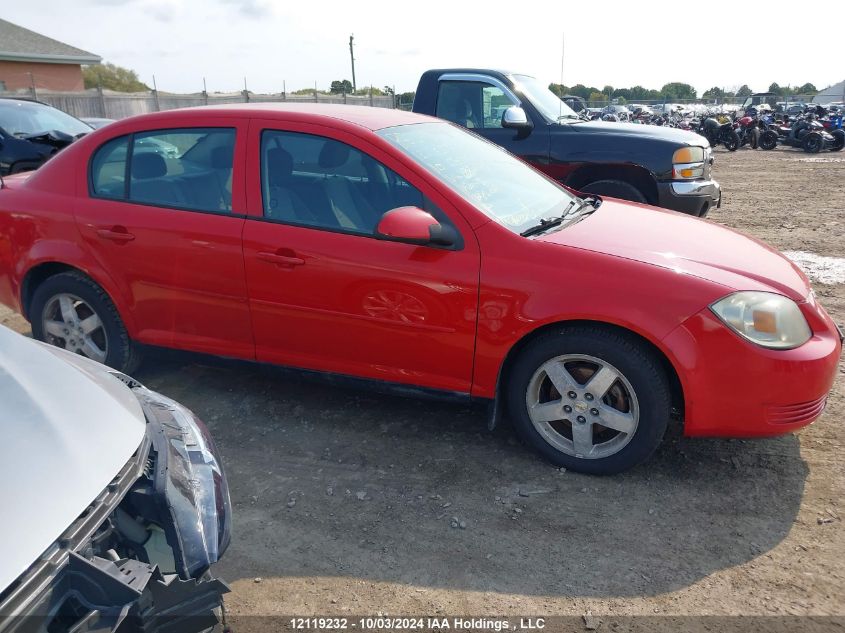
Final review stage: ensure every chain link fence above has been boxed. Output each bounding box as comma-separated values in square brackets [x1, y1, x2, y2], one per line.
[0, 87, 396, 120]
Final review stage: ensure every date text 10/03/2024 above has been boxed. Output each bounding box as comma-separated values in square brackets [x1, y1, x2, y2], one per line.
[288, 617, 547, 630]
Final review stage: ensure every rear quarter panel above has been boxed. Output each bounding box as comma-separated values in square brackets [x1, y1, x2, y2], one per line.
[0, 134, 136, 331]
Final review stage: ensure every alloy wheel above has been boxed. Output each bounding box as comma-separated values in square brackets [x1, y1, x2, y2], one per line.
[525, 354, 639, 459]
[41, 293, 108, 363]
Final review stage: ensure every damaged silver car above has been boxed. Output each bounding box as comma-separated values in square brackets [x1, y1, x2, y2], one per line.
[0, 325, 231, 632]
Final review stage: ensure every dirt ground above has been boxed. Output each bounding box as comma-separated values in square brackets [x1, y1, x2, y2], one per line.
[2, 147, 843, 629]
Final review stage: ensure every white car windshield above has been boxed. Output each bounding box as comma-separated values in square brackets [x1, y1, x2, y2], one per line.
[511, 74, 580, 121]
[378, 122, 579, 235]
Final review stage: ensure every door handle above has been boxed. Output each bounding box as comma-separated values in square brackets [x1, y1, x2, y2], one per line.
[96, 227, 135, 243]
[257, 251, 305, 267]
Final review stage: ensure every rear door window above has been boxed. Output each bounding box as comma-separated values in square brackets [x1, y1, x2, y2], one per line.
[89, 127, 236, 214]
[128, 128, 236, 213]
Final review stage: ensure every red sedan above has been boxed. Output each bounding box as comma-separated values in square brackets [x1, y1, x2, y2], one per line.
[0, 104, 840, 474]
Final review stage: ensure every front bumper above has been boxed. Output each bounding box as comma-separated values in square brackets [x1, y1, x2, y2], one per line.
[0, 434, 229, 633]
[657, 179, 721, 217]
[663, 299, 842, 437]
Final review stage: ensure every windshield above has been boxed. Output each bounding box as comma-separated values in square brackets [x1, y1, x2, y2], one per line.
[0, 100, 91, 138]
[511, 74, 579, 121]
[378, 122, 578, 235]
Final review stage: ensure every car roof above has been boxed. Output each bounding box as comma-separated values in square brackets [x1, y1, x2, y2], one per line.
[122, 103, 433, 132]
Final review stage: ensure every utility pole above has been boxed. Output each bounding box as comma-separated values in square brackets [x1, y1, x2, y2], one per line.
[349, 34, 357, 93]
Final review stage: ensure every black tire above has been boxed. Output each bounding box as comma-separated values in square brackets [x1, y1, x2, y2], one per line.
[723, 130, 740, 151]
[579, 179, 648, 204]
[831, 129, 845, 152]
[30, 271, 142, 373]
[802, 133, 823, 153]
[759, 130, 779, 151]
[505, 326, 671, 475]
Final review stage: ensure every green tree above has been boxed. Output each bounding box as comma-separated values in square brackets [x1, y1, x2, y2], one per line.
[612, 88, 632, 101]
[588, 91, 608, 104]
[702, 86, 725, 99]
[601, 85, 614, 98]
[569, 84, 592, 99]
[736, 84, 752, 97]
[629, 85, 650, 100]
[768, 82, 781, 95]
[330, 79, 353, 94]
[353, 86, 385, 96]
[396, 91, 416, 109]
[549, 83, 567, 97]
[797, 83, 817, 95]
[83, 63, 149, 92]
[660, 82, 696, 100]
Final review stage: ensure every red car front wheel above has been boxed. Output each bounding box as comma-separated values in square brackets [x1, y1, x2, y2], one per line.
[506, 326, 671, 475]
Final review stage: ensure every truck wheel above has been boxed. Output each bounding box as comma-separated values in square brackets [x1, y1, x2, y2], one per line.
[579, 180, 647, 204]
[759, 130, 779, 150]
[505, 326, 671, 475]
[30, 271, 142, 373]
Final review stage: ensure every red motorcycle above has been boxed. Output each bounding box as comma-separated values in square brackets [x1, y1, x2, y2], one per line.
[734, 116, 760, 149]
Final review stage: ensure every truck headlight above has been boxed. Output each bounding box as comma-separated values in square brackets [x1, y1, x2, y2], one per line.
[672, 146, 705, 179]
[710, 291, 812, 349]
[134, 387, 232, 579]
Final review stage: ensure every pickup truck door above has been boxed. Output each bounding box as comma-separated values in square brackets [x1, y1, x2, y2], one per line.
[434, 74, 549, 168]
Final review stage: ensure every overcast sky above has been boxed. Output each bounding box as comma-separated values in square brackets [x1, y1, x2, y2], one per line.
[5, 0, 842, 95]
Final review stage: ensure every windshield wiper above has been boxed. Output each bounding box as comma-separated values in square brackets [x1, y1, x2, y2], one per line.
[519, 196, 602, 237]
[520, 200, 578, 237]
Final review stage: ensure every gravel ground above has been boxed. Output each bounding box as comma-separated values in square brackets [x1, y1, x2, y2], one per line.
[2, 146, 843, 628]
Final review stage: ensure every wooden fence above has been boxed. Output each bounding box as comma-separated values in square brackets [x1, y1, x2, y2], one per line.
[0, 88, 396, 120]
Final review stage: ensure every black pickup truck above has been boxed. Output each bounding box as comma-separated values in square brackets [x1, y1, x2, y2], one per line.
[412, 69, 721, 216]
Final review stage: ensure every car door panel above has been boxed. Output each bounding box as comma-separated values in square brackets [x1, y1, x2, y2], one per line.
[242, 119, 480, 393]
[73, 120, 254, 359]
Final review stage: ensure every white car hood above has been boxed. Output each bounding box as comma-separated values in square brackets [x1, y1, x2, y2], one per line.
[0, 327, 146, 593]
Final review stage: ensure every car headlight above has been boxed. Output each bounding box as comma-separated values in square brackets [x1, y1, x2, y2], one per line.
[134, 387, 232, 579]
[710, 291, 812, 349]
[672, 146, 705, 179]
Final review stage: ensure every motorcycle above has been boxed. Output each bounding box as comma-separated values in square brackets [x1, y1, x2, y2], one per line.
[697, 117, 740, 151]
[772, 115, 845, 153]
[734, 116, 761, 149]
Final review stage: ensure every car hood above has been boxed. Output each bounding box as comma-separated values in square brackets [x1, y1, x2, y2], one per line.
[0, 327, 146, 593]
[568, 120, 707, 145]
[537, 198, 810, 301]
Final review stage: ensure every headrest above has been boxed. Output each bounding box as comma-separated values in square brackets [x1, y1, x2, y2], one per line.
[266, 147, 293, 184]
[132, 152, 167, 179]
[317, 140, 350, 169]
[211, 146, 233, 170]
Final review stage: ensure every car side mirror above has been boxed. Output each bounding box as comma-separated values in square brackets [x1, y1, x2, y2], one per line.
[376, 206, 456, 247]
[502, 106, 531, 129]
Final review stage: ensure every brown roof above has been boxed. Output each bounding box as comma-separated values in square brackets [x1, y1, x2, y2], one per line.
[0, 18, 101, 65]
